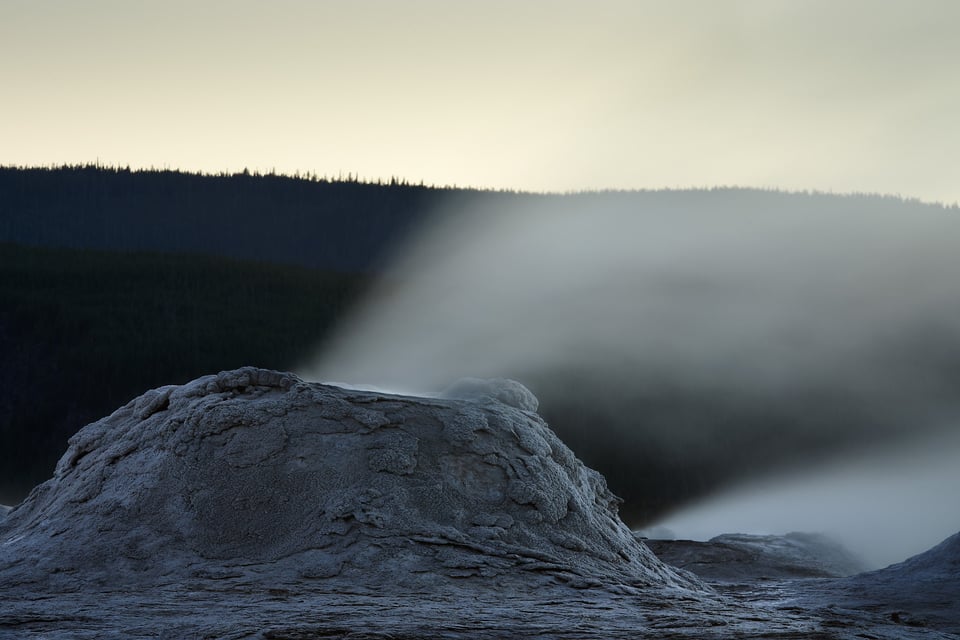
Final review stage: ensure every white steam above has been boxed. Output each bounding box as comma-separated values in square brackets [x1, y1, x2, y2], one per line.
[300, 189, 960, 565]
[307, 191, 960, 395]
[653, 428, 960, 568]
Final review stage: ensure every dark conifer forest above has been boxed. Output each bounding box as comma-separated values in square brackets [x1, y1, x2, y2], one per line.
[0, 165, 459, 272]
[0, 243, 369, 501]
[0, 166, 517, 503]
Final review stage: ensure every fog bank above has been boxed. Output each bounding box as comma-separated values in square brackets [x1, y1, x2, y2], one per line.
[301, 189, 960, 562]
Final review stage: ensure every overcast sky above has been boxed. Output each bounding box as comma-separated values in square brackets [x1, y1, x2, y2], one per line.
[2, 0, 958, 202]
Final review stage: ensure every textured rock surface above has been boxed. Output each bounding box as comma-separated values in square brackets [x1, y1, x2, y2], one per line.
[850, 531, 960, 592]
[810, 532, 960, 634]
[1, 367, 957, 639]
[440, 377, 540, 412]
[0, 367, 697, 594]
[645, 532, 867, 582]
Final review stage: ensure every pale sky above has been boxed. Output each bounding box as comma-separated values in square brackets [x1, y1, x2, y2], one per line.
[2, 0, 958, 202]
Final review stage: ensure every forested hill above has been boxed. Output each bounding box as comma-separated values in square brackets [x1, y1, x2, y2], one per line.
[0, 243, 370, 504]
[0, 166, 519, 504]
[0, 165, 505, 272]
[4, 166, 940, 275]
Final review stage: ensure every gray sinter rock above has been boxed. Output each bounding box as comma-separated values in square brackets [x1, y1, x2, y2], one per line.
[819, 531, 960, 634]
[644, 532, 868, 582]
[0, 367, 702, 594]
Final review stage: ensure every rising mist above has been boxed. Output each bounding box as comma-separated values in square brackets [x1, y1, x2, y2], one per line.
[301, 188, 960, 566]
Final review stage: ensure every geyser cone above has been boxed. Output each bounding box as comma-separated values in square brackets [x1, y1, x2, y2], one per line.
[0, 367, 702, 594]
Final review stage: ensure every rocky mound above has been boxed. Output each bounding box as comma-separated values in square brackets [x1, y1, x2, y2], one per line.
[860, 531, 960, 588]
[644, 532, 867, 582]
[821, 532, 960, 633]
[0, 367, 701, 594]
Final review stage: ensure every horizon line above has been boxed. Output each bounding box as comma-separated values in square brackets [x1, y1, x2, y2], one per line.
[2, 162, 956, 209]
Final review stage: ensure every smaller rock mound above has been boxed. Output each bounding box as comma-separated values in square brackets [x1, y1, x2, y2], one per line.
[829, 532, 960, 634]
[645, 532, 866, 582]
[441, 377, 540, 412]
[845, 531, 960, 594]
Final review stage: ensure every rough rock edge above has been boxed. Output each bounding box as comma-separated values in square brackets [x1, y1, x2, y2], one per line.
[785, 531, 960, 636]
[643, 531, 867, 582]
[441, 377, 540, 412]
[838, 531, 960, 599]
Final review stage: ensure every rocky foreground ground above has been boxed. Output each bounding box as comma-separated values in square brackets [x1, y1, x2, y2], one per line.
[1, 368, 956, 638]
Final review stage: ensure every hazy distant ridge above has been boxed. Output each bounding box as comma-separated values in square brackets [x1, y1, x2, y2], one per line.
[4, 166, 948, 273]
